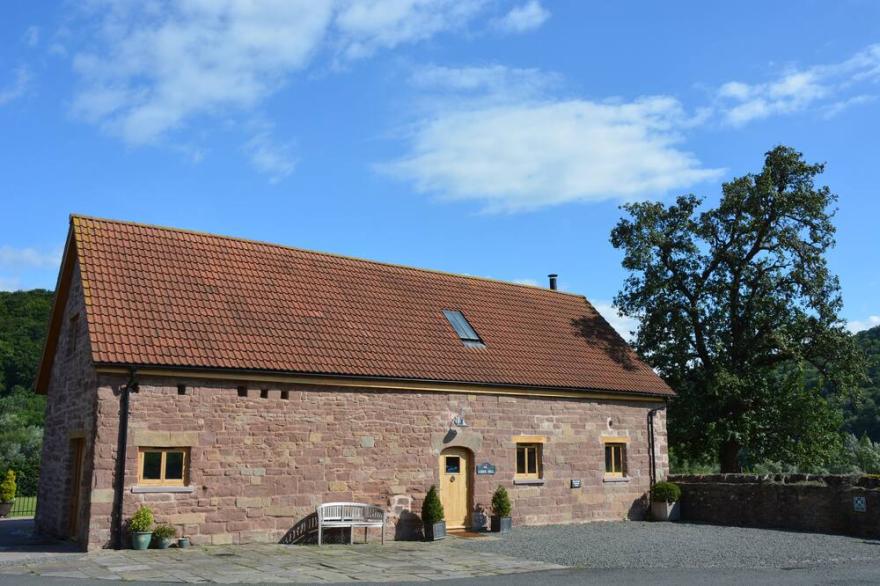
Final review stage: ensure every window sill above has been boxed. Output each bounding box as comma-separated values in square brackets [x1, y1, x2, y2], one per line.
[513, 478, 545, 486]
[131, 485, 195, 494]
[602, 476, 631, 484]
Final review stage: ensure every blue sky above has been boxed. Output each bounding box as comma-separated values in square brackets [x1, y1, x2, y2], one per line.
[2, 0, 879, 335]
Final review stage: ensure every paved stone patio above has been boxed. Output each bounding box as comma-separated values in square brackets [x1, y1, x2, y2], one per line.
[0, 538, 560, 583]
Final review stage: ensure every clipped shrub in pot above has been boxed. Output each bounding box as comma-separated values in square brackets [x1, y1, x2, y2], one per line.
[421, 485, 446, 541]
[650, 481, 681, 522]
[490, 486, 512, 533]
[0, 470, 16, 518]
[129, 506, 154, 550]
[152, 523, 177, 549]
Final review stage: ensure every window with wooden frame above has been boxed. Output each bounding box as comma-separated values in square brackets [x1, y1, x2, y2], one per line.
[515, 443, 542, 479]
[137, 447, 189, 486]
[604, 443, 627, 477]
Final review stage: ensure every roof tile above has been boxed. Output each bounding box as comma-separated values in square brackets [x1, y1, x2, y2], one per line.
[71, 216, 672, 396]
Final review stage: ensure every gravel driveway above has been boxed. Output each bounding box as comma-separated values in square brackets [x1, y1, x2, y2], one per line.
[453, 522, 880, 569]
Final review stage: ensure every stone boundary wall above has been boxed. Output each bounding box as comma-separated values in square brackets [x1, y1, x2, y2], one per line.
[670, 474, 880, 537]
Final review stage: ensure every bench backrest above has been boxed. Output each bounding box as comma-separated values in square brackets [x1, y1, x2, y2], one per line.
[317, 502, 385, 523]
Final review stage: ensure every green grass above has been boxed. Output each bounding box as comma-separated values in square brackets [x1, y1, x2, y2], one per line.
[9, 495, 37, 518]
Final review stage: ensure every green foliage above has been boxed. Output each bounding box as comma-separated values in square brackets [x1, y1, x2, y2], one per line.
[842, 325, 880, 441]
[490, 486, 512, 517]
[611, 146, 865, 472]
[129, 506, 154, 533]
[651, 481, 681, 503]
[0, 290, 53, 396]
[421, 485, 444, 525]
[0, 388, 46, 496]
[152, 523, 176, 539]
[0, 470, 17, 502]
[668, 447, 718, 474]
[0, 290, 52, 497]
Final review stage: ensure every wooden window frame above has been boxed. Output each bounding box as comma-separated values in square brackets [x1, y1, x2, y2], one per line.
[515, 443, 543, 480]
[604, 443, 627, 477]
[137, 447, 189, 486]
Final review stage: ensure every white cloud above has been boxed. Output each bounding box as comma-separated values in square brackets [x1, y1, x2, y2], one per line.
[0, 66, 30, 106]
[334, 0, 486, 60]
[492, 1, 549, 33]
[383, 66, 722, 212]
[243, 130, 297, 183]
[592, 301, 639, 341]
[70, 1, 490, 147]
[410, 64, 557, 99]
[717, 43, 880, 125]
[848, 315, 880, 334]
[23, 26, 40, 47]
[512, 278, 539, 287]
[0, 246, 62, 269]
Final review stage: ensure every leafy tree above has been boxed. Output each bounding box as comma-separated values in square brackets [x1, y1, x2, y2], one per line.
[0, 290, 53, 495]
[611, 146, 865, 472]
[843, 325, 880, 440]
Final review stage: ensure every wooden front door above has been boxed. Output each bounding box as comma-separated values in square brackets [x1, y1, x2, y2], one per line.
[439, 447, 471, 529]
[67, 437, 85, 539]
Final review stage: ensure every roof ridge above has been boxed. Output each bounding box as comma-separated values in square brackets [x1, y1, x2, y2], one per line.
[70, 213, 588, 299]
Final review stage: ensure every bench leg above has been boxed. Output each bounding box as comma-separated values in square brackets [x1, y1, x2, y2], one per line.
[381, 523, 385, 545]
[318, 526, 322, 546]
[349, 527, 353, 545]
[364, 527, 368, 544]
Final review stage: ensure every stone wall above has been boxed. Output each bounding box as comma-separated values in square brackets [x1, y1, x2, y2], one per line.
[35, 260, 99, 543]
[671, 474, 880, 537]
[86, 375, 667, 549]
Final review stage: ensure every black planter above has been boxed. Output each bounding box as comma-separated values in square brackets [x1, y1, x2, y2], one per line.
[0, 501, 12, 518]
[491, 516, 512, 533]
[424, 520, 447, 541]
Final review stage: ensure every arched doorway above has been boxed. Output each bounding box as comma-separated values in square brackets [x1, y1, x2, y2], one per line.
[438, 447, 472, 529]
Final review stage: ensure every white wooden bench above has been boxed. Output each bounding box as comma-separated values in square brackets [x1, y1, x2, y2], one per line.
[316, 502, 386, 545]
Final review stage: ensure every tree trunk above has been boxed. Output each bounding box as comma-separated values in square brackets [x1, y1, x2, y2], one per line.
[719, 439, 742, 473]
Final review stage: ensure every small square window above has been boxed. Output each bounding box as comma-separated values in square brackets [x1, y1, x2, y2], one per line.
[237, 386, 247, 398]
[605, 443, 626, 477]
[281, 390, 289, 400]
[515, 444, 542, 479]
[260, 389, 269, 399]
[138, 447, 189, 486]
[177, 384, 187, 396]
[445, 456, 461, 474]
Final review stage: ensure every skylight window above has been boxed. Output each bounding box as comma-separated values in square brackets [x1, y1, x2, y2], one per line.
[443, 310, 484, 347]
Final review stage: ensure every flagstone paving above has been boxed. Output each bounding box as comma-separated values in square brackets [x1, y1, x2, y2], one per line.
[0, 537, 562, 583]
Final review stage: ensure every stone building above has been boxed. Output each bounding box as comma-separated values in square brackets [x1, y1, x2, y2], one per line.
[34, 215, 673, 550]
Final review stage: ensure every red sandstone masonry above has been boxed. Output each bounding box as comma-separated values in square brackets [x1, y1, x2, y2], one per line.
[86, 376, 667, 549]
[35, 261, 99, 544]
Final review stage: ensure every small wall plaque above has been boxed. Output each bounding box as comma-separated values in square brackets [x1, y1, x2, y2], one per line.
[570, 479, 582, 489]
[476, 462, 496, 475]
[854, 495, 867, 512]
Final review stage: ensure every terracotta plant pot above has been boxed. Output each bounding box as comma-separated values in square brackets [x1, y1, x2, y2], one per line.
[490, 516, 512, 533]
[424, 520, 446, 541]
[131, 531, 153, 550]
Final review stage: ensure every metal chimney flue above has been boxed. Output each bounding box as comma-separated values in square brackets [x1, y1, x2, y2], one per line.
[548, 274, 558, 290]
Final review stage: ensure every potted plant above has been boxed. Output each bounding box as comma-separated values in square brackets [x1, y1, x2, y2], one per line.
[152, 523, 177, 549]
[650, 481, 681, 522]
[421, 485, 446, 541]
[129, 506, 154, 550]
[0, 470, 16, 518]
[471, 503, 487, 532]
[178, 536, 191, 549]
[490, 486, 512, 533]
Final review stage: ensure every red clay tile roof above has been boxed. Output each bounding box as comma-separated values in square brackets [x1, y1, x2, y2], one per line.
[68, 215, 672, 396]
